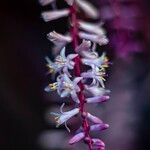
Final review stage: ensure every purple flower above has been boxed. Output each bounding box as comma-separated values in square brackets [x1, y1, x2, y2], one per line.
[45, 47, 78, 76]
[51, 103, 79, 131]
[90, 123, 109, 132]
[84, 85, 110, 96]
[86, 95, 110, 103]
[41, 9, 70, 22]
[81, 67, 106, 88]
[83, 112, 103, 124]
[69, 132, 85, 145]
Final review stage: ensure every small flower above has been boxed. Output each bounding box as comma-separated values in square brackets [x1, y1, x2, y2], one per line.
[45, 47, 78, 76]
[57, 74, 83, 103]
[69, 132, 85, 145]
[79, 32, 109, 46]
[76, 0, 99, 19]
[75, 40, 99, 59]
[90, 123, 109, 132]
[39, 0, 55, 6]
[79, 20, 106, 36]
[84, 85, 110, 96]
[81, 67, 106, 88]
[92, 138, 105, 147]
[82, 52, 109, 70]
[41, 9, 70, 22]
[83, 112, 103, 124]
[47, 31, 72, 43]
[86, 95, 110, 103]
[51, 103, 79, 129]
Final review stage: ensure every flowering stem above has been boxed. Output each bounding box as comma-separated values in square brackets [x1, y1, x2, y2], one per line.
[70, 2, 92, 150]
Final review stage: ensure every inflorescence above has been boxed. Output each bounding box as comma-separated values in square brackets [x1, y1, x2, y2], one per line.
[39, 0, 111, 149]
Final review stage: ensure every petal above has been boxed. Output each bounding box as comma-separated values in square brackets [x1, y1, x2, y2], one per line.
[47, 31, 72, 43]
[41, 9, 70, 22]
[90, 124, 109, 131]
[86, 95, 110, 103]
[92, 138, 105, 147]
[79, 20, 106, 36]
[73, 77, 83, 85]
[60, 90, 70, 97]
[76, 0, 99, 19]
[69, 132, 85, 145]
[85, 113, 103, 124]
[60, 47, 66, 59]
[67, 54, 78, 60]
[63, 67, 72, 77]
[79, 32, 109, 46]
[75, 40, 91, 53]
[81, 72, 93, 78]
[71, 91, 80, 103]
[39, 0, 55, 6]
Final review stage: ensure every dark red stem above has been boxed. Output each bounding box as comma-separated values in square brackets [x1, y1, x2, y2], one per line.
[70, 2, 92, 150]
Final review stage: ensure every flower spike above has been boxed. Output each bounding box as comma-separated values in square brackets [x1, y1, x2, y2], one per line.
[40, 0, 111, 149]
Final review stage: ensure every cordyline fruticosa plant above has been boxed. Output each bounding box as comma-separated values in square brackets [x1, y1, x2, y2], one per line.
[39, 0, 111, 149]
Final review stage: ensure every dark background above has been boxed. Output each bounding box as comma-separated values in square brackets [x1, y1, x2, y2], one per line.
[0, 0, 150, 150]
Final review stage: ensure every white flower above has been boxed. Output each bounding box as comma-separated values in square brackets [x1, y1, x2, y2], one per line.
[45, 47, 77, 76]
[57, 74, 83, 103]
[76, 0, 99, 19]
[51, 103, 79, 130]
[45, 74, 83, 103]
[82, 52, 109, 70]
[81, 67, 106, 88]
[79, 20, 106, 36]
[41, 9, 70, 22]
[79, 32, 109, 46]
[84, 85, 110, 97]
[47, 31, 72, 43]
[39, 0, 55, 6]
[75, 40, 99, 59]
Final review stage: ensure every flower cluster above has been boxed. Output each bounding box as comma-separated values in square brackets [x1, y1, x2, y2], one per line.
[40, 0, 110, 150]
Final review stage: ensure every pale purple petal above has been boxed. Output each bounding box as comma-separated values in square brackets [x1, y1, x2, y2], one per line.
[39, 0, 55, 6]
[90, 124, 109, 132]
[41, 9, 70, 22]
[76, 0, 99, 19]
[86, 95, 110, 103]
[84, 113, 103, 124]
[92, 138, 105, 147]
[69, 132, 85, 145]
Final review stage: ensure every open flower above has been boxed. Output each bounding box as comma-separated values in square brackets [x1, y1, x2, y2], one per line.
[82, 52, 109, 70]
[51, 103, 79, 130]
[84, 85, 110, 96]
[75, 40, 99, 59]
[81, 67, 106, 88]
[45, 74, 82, 103]
[45, 47, 78, 76]
[57, 74, 83, 103]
